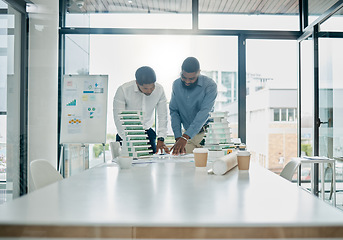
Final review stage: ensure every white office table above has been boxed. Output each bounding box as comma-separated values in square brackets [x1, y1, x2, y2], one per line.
[1, 160, 343, 239]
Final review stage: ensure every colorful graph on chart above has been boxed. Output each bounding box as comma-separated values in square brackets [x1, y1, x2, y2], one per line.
[88, 107, 96, 119]
[83, 80, 104, 94]
[69, 118, 81, 124]
[67, 116, 82, 134]
[66, 99, 77, 106]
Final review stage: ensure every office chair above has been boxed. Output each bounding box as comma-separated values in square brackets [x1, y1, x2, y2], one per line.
[30, 159, 63, 190]
[280, 159, 301, 182]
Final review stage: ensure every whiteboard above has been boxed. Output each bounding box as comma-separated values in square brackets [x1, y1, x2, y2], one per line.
[60, 75, 108, 144]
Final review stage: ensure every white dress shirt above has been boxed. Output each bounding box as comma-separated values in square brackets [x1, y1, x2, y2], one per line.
[113, 80, 168, 139]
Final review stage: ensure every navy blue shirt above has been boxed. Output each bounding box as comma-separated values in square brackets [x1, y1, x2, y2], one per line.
[169, 75, 217, 139]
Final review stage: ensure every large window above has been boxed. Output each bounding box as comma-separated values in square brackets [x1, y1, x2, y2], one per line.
[318, 38, 343, 159]
[64, 34, 238, 172]
[300, 38, 314, 158]
[60, 1, 343, 186]
[66, 0, 192, 29]
[246, 40, 298, 172]
[199, 0, 299, 30]
[318, 37, 343, 196]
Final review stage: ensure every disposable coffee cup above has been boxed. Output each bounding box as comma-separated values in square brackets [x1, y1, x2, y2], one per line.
[117, 156, 133, 169]
[193, 148, 209, 167]
[238, 144, 246, 150]
[237, 151, 251, 170]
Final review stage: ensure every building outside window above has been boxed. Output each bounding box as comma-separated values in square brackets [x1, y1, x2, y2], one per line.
[246, 40, 298, 172]
[273, 108, 297, 122]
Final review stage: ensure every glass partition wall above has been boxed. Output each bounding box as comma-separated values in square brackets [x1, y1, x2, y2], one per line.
[298, 0, 343, 206]
[60, 0, 343, 208]
[0, 0, 341, 207]
[317, 12, 343, 204]
[60, 0, 302, 176]
[0, 0, 27, 203]
[63, 34, 239, 173]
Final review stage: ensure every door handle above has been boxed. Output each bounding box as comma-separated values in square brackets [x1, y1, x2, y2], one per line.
[317, 118, 329, 127]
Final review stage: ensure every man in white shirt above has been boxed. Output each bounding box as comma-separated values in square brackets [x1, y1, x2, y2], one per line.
[113, 66, 169, 154]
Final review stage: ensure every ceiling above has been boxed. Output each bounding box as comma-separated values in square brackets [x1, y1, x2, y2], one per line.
[67, 0, 343, 15]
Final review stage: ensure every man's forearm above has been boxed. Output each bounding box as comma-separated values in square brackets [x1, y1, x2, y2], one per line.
[170, 113, 182, 139]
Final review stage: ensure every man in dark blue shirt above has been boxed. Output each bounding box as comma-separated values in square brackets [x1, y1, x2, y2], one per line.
[169, 57, 217, 155]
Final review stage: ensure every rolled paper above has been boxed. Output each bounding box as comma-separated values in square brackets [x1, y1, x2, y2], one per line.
[212, 152, 238, 175]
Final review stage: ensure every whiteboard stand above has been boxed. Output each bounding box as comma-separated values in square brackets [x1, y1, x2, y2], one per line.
[59, 143, 105, 177]
[58, 144, 64, 177]
[81, 144, 86, 170]
[102, 143, 106, 163]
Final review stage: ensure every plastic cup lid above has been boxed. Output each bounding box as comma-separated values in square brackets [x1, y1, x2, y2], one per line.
[193, 148, 208, 153]
[237, 151, 250, 156]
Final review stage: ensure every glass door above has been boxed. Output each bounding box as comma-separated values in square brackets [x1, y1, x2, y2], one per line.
[318, 37, 334, 159]
[318, 10, 343, 160]
[318, 36, 343, 205]
[301, 6, 343, 204]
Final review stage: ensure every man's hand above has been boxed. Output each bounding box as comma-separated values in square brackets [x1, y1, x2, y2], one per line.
[156, 140, 170, 154]
[170, 134, 190, 155]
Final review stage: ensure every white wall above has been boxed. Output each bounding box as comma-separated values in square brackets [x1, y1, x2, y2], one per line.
[269, 89, 297, 108]
[28, 0, 59, 190]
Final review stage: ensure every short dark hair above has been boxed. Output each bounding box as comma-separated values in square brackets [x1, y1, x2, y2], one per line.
[135, 66, 156, 85]
[181, 57, 200, 73]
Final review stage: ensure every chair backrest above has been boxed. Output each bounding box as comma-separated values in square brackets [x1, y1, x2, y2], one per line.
[280, 159, 301, 181]
[30, 159, 63, 190]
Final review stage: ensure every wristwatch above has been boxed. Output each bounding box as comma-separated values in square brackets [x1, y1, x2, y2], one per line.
[157, 137, 164, 142]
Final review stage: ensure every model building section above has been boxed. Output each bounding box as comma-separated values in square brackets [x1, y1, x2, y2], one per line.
[206, 111, 232, 145]
[204, 111, 236, 158]
[119, 111, 152, 158]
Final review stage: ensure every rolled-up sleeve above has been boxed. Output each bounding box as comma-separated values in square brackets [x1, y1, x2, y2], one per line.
[113, 86, 126, 138]
[184, 82, 217, 139]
